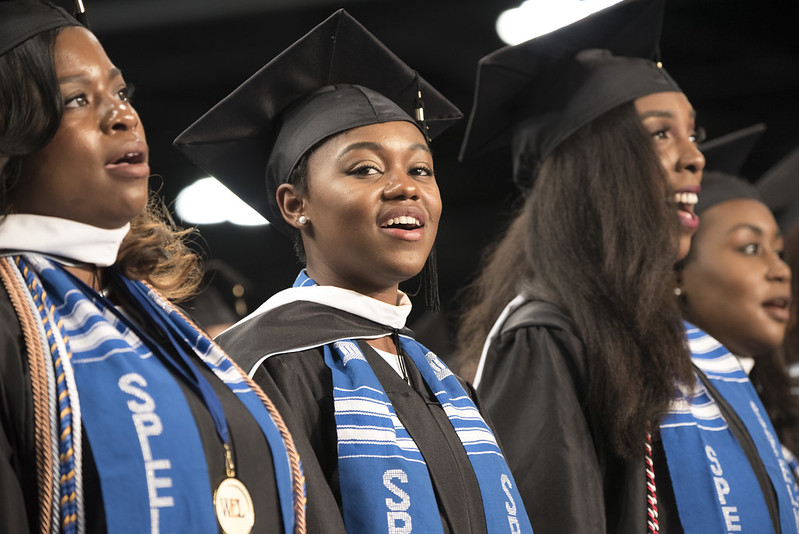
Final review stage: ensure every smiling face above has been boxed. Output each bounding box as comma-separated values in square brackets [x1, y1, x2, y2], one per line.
[680, 198, 791, 358]
[12, 26, 149, 229]
[282, 121, 440, 304]
[635, 91, 705, 260]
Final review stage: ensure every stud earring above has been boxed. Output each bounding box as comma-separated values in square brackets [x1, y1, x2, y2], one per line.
[298, 215, 308, 225]
[673, 287, 682, 297]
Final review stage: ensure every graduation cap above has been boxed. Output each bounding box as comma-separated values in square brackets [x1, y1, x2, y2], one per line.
[173, 9, 462, 237]
[694, 124, 799, 234]
[698, 123, 766, 177]
[459, 0, 680, 188]
[694, 125, 799, 236]
[694, 123, 767, 215]
[0, 0, 81, 56]
[757, 145, 799, 235]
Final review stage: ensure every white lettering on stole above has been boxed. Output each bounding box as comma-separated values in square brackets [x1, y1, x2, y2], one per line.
[383, 469, 412, 533]
[750, 401, 799, 531]
[501, 473, 522, 534]
[705, 445, 742, 532]
[119, 373, 175, 532]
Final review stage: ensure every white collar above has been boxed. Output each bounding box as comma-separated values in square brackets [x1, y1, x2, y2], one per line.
[241, 284, 412, 330]
[0, 214, 129, 267]
[736, 355, 756, 375]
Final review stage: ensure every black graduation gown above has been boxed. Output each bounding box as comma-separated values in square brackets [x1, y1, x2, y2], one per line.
[0, 281, 286, 533]
[216, 299, 489, 534]
[477, 299, 674, 534]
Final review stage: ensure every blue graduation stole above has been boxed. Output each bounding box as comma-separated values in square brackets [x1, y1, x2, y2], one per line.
[17, 255, 299, 533]
[660, 322, 799, 533]
[295, 271, 534, 534]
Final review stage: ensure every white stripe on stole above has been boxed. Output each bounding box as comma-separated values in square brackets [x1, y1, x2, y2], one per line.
[65, 325, 135, 354]
[688, 333, 725, 355]
[338, 426, 401, 444]
[689, 334, 751, 383]
[660, 421, 730, 432]
[60, 294, 144, 353]
[211, 366, 249, 385]
[71, 347, 140, 365]
[335, 385, 391, 396]
[693, 355, 746, 375]
[59, 289, 104, 328]
[688, 401, 725, 421]
[338, 453, 428, 464]
[337, 429, 418, 453]
[196, 341, 227, 368]
[335, 397, 392, 416]
[452, 427, 500, 446]
[669, 388, 724, 420]
[666, 375, 729, 431]
[439, 402, 484, 421]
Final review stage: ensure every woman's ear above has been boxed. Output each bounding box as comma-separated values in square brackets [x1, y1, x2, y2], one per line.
[276, 183, 306, 230]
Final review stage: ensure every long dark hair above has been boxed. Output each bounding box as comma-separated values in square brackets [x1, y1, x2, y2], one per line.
[0, 27, 201, 301]
[0, 28, 65, 210]
[456, 102, 693, 458]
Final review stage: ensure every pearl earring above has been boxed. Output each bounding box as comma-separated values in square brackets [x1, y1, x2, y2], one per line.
[673, 287, 682, 297]
[298, 215, 308, 225]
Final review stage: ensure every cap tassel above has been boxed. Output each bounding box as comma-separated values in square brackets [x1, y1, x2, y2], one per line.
[404, 245, 440, 312]
[74, 0, 88, 27]
[422, 245, 440, 312]
[414, 73, 432, 143]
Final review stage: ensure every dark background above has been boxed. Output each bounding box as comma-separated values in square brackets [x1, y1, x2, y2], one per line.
[78, 0, 798, 347]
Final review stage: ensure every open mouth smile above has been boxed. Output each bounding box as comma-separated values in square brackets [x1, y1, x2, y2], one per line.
[381, 216, 422, 230]
[763, 296, 791, 322]
[674, 189, 699, 230]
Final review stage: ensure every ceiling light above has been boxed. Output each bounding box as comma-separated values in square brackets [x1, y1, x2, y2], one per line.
[175, 177, 268, 226]
[496, 0, 624, 46]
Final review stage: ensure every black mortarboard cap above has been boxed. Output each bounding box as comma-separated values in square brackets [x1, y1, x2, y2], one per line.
[694, 173, 762, 216]
[699, 123, 766, 176]
[173, 9, 462, 236]
[694, 123, 766, 215]
[757, 145, 799, 234]
[0, 1, 80, 56]
[691, 123, 799, 234]
[459, 0, 680, 188]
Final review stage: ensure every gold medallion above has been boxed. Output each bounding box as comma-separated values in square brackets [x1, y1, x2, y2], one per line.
[214, 477, 255, 534]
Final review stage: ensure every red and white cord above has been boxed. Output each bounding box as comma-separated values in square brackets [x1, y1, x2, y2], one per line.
[646, 430, 659, 532]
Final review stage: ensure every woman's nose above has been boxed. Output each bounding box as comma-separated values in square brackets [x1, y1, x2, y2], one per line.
[101, 98, 139, 133]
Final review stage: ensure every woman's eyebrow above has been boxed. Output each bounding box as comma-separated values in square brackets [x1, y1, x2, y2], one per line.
[58, 67, 122, 85]
[338, 141, 432, 159]
[638, 109, 697, 120]
[727, 223, 764, 236]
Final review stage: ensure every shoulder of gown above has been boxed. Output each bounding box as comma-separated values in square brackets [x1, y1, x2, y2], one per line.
[217, 299, 406, 374]
[219, 329, 347, 534]
[477, 299, 611, 534]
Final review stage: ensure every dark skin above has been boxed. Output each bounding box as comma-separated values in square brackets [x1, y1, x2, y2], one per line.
[10, 27, 150, 289]
[679, 198, 791, 358]
[276, 121, 441, 356]
[635, 91, 705, 261]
